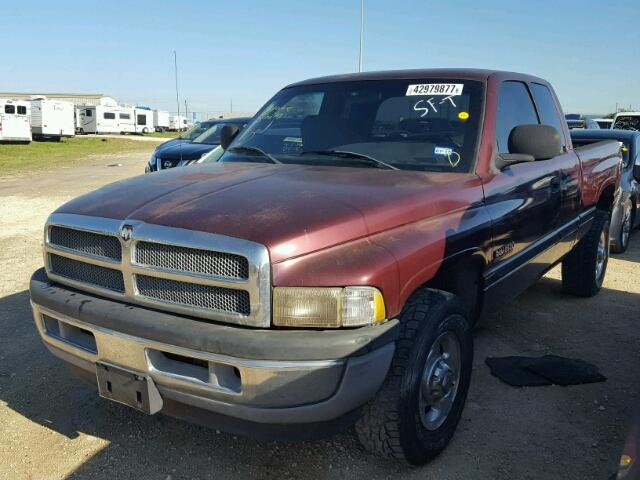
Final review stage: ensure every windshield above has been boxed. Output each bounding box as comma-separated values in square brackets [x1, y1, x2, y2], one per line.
[221, 79, 484, 172]
[613, 115, 640, 131]
[198, 146, 225, 163]
[192, 124, 226, 144]
[180, 121, 215, 141]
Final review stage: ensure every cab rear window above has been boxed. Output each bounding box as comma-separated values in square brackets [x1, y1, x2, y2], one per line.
[613, 115, 640, 131]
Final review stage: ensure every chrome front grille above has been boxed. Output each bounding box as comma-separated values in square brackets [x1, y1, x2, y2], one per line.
[136, 275, 251, 315]
[43, 214, 271, 327]
[135, 241, 249, 279]
[50, 225, 122, 260]
[50, 254, 125, 292]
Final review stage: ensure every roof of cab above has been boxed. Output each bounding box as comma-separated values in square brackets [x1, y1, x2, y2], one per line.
[286, 68, 547, 88]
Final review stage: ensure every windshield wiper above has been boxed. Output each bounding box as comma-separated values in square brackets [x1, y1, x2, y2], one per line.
[302, 150, 398, 170]
[228, 145, 281, 164]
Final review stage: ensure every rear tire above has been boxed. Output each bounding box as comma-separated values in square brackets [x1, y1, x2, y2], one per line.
[355, 289, 473, 465]
[611, 200, 632, 253]
[562, 209, 610, 297]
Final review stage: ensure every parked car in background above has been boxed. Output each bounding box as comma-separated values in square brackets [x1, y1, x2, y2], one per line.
[31, 69, 621, 466]
[145, 117, 250, 172]
[571, 129, 640, 252]
[565, 114, 600, 129]
[147, 119, 223, 154]
[594, 118, 613, 129]
[30, 97, 75, 140]
[613, 112, 640, 131]
[0, 99, 32, 143]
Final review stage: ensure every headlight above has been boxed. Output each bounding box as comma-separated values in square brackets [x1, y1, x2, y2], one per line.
[273, 286, 386, 328]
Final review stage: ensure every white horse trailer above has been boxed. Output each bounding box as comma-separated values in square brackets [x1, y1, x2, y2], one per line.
[0, 99, 32, 142]
[169, 115, 188, 131]
[153, 110, 170, 132]
[30, 98, 75, 139]
[134, 108, 154, 134]
[77, 105, 122, 134]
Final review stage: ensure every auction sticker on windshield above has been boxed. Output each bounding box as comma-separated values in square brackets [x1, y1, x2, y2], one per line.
[406, 84, 464, 96]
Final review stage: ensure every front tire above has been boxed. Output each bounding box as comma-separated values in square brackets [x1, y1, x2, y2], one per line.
[356, 289, 473, 465]
[562, 209, 610, 297]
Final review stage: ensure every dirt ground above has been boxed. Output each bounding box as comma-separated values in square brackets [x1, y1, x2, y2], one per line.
[0, 150, 638, 480]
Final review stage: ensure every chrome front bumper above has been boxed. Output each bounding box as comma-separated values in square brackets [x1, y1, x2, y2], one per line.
[30, 270, 396, 426]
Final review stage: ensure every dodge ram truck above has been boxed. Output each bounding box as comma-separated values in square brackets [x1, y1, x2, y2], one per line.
[30, 69, 622, 465]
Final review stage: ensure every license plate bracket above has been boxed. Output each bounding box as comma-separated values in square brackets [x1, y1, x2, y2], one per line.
[96, 362, 162, 414]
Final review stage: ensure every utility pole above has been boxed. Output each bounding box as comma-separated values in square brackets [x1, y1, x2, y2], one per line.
[230, 98, 233, 114]
[358, 0, 364, 72]
[184, 99, 188, 121]
[174, 50, 181, 119]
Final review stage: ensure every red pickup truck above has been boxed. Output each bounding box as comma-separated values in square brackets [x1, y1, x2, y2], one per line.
[29, 69, 621, 465]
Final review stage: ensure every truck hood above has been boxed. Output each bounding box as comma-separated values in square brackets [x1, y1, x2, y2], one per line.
[56, 162, 481, 263]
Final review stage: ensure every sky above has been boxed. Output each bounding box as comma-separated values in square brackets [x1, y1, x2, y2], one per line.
[2, 0, 638, 118]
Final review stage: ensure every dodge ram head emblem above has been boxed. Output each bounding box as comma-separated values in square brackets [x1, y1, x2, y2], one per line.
[119, 224, 134, 242]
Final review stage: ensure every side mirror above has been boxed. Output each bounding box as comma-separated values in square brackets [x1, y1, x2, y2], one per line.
[220, 124, 240, 150]
[509, 124, 562, 161]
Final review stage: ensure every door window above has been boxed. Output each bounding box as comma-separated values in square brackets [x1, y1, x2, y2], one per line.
[496, 81, 539, 153]
[529, 83, 566, 148]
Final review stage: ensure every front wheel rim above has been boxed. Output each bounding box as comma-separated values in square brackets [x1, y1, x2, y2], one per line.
[419, 330, 462, 430]
[595, 230, 607, 281]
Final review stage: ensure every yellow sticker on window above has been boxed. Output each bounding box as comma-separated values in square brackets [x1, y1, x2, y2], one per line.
[458, 111, 470, 120]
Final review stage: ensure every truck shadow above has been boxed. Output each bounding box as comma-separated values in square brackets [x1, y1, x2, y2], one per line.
[1, 244, 639, 479]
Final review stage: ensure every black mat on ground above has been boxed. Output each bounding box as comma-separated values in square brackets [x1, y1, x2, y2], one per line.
[485, 355, 607, 387]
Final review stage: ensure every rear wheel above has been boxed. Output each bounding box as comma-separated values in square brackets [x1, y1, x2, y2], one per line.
[612, 200, 633, 253]
[355, 289, 473, 465]
[562, 209, 610, 297]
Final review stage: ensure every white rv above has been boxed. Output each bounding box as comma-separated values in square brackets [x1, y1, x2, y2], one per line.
[134, 108, 154, 134]
[169, 115, 188, 131]
[0, 99, 32, 142]
[77, 105, 122, 134]
[117, 107, 136, 134]
[30, 97, 75, 139]
[153, 110, 170, 132]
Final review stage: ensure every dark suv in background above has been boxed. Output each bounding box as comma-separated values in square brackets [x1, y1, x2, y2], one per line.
[146, 117, 251, 172]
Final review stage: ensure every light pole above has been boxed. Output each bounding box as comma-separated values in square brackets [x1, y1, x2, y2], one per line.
[358, 0, 364, 72]
[174, 50, 181, 119]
